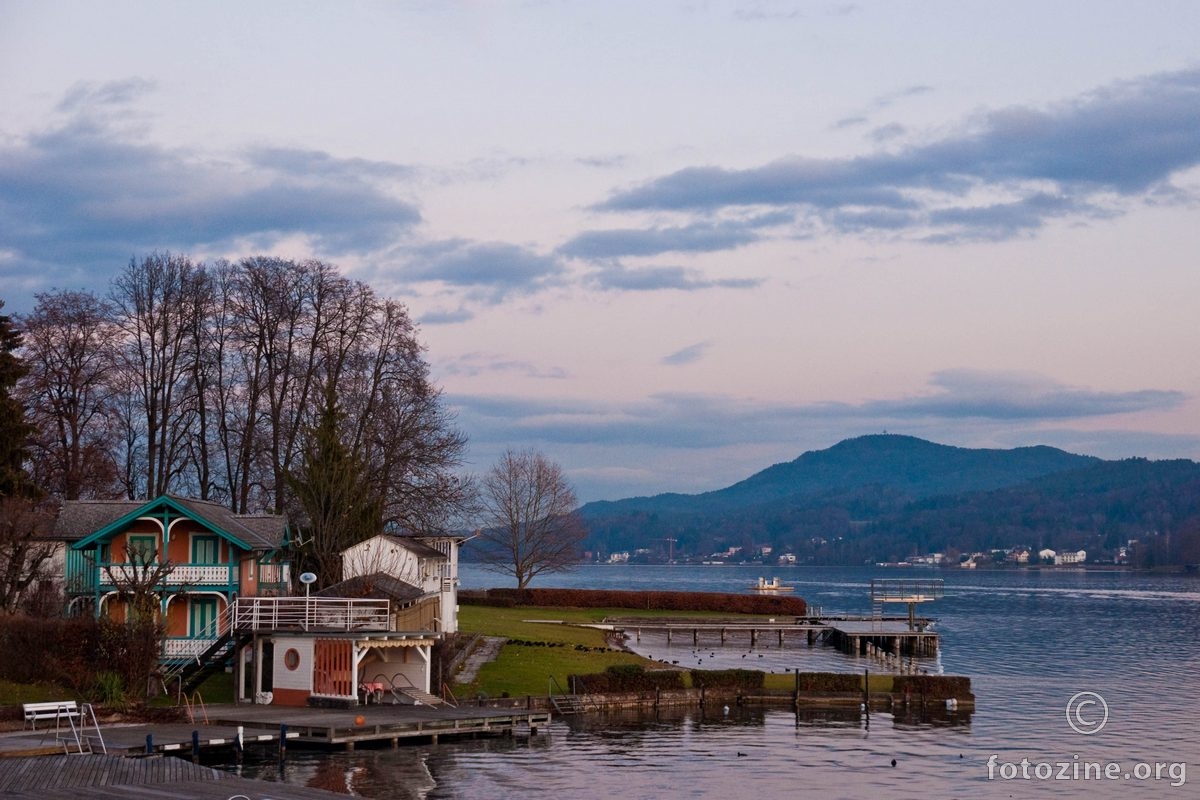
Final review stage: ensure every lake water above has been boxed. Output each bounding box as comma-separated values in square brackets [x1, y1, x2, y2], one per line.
[224, 565, 1199, 798]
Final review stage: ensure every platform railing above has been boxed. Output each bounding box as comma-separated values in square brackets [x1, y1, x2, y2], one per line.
[232, 596, 391, 632]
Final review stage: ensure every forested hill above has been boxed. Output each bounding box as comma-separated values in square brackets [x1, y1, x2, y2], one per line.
[577, 435, 1200, 567]
[580, 434, 1097, 518]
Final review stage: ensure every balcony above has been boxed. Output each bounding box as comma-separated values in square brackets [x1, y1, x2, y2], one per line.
[163, 636, 220, 660]
[99, 563, 238, 587]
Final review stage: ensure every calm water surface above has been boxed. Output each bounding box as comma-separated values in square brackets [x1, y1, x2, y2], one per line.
[226, 566, 1199, 798]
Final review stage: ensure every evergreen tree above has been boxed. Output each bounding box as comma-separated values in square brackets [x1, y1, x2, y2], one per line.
[0, 302, 36, 499]
[288, 383, 382, 587]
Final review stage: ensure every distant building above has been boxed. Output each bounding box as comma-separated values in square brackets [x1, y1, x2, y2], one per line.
[1054, 549, 1087, 565]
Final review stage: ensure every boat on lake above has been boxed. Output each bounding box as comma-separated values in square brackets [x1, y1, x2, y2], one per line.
[751, 576, 795, 592]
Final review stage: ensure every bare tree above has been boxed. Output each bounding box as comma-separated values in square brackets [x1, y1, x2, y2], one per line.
[17, 290, 123, 500]
[476, 448, 586, 588]
[106, 541, 179, 622]
[110, 253, 210, 498]
[0, 497, 56, 613]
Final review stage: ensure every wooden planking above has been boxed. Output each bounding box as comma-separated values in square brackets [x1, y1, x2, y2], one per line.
[0, 754, 348, 799]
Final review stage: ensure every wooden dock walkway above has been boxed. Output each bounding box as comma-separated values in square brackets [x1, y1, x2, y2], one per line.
[0, 702, 551, 759]
[0, 753, 349, 799]
[603, 614, 938, 656]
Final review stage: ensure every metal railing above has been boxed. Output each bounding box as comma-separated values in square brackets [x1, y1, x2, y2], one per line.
[231, 596, 391, 632]
[869, 579, 944, 603]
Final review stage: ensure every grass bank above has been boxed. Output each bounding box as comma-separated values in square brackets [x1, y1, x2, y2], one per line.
[453, 605, 915, 699]
[453, 605, 657, 698]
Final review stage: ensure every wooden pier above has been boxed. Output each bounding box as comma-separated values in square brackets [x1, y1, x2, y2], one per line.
[0, 753, 349, 799]
[0, 702, 550, 760]
[604, 613, 938, 660]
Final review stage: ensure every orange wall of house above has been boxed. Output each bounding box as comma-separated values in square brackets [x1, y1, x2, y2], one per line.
[109, 521, 161, 560]
[167, 525, 230, 563]
[166, 600, 188, 636]
[240, 555, 258, 594]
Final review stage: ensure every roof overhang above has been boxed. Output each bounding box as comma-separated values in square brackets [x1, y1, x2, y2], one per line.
[71, 495, 253, 552]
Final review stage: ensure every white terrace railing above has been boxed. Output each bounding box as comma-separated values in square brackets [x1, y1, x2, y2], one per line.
[101, 563, 236, 586]
[231, 596, 391, 633]
[163, 637, 220, 660]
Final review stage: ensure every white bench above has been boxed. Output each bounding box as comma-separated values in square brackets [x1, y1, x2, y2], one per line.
[22, 700, 79, 731]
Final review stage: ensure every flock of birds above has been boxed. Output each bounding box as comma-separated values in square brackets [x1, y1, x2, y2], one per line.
[646, 647, 770, 667]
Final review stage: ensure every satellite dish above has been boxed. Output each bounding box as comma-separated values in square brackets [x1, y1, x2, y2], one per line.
[299, 572, 317, 585]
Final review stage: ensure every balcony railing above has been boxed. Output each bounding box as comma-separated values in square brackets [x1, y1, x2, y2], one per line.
[99, 563, 238, 587]
[163, 637, 220, 660]
[232, 596, 391, 632]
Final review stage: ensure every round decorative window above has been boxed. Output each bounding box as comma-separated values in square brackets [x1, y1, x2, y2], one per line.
[283, 648, 300, 671]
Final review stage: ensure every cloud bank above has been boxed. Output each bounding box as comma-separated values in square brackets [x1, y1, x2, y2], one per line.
[595, 68, 1200, 244]
[0, 80, 421, 305]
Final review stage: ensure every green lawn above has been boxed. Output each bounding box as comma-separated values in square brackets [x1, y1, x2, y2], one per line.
[454, 605, 660, 698]
[454, 605, 896, 698]
[0, 678, 76, 706]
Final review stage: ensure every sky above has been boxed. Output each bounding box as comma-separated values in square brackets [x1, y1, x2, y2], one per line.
[2, 1, 1199, 503]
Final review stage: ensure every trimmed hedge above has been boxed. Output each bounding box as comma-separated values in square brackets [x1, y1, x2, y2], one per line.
[570, 664, 687, 693]
[893, 674, 971, 699]
[690, 668, 764, 691]
[794, 672, 864, 693]
[462, 588, 807, 615]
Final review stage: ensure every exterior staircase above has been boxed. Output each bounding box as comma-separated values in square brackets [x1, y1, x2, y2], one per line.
[393, 687, 447, 706]
[549, 694, 587, 715]
[162, 631, 253, 695]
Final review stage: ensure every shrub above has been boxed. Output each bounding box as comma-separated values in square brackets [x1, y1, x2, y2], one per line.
[893, 674, 971, 699]
[0, 615, 162, 702]
[568, 665, 686, 693]
[464, 588, 807, 615]
[793, 672, 864, 693]
[689, 669, 763, 691]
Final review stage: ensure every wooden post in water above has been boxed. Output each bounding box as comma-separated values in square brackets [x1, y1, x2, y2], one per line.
[191, 729, 200, 764]
[863, 669, 870, 729]
[279, 723, 287, 764]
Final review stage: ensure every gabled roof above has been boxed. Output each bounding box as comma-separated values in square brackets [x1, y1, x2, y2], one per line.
[380, 533, 448, 561]
[59, 495, 288, 552]
[316, 572, 429, 604]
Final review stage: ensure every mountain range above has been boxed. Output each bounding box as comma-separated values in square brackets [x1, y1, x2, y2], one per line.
[577, 435, 1200, 567]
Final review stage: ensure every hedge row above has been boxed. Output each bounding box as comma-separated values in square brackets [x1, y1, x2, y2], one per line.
[0, 615, 161, 699]
[462, 588, 807, 615]
[567, 665, 765, 692]
[794, 672, 865, 693]
[572, 665, 687, 693]
[689, 669, 764, 690]
[893, 674, 972, 699]
[564, 667, 971, 698]
[507, 639, 610, 653]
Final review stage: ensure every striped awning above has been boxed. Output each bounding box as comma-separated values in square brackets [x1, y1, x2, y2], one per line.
[360, 638, 435, 649]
